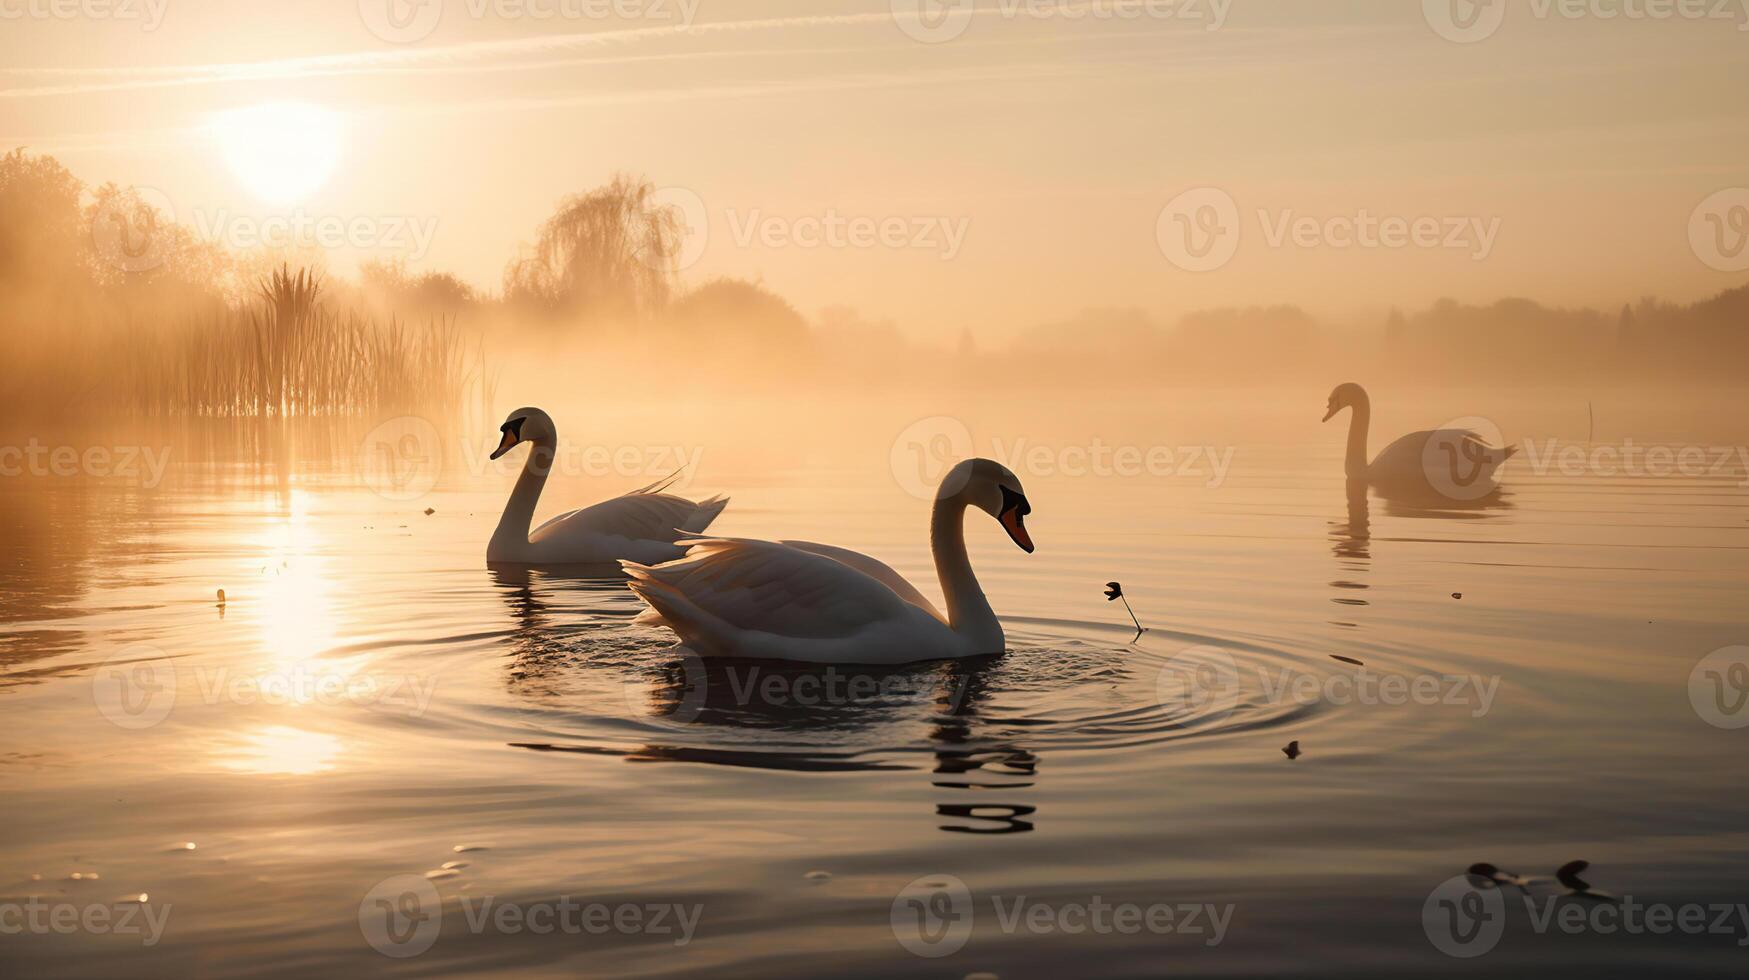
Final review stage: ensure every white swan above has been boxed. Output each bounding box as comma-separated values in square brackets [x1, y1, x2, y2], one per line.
[620, 458, 1034, 664]
[1323, 383, 1516, 496]
[486, 407, 728, 565]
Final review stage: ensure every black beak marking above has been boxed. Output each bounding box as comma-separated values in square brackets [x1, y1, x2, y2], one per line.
[491, 417, 526, 460]
[998, 485, 1034, 554]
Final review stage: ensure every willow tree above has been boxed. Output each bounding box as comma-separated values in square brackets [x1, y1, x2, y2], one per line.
[503, 174, 685, 326]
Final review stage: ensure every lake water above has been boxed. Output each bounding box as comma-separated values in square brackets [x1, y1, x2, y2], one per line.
[3, 391, 1747, 977]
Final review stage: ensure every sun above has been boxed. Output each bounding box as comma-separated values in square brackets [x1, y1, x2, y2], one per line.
[211, 101, 344, 206]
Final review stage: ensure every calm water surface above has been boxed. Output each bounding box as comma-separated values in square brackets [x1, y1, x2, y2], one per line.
[4, 396, 1747, 977]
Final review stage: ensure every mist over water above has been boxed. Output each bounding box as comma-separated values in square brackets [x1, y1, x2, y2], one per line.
[5, 2, 1749, 973]
[4, 388, 1747, 977]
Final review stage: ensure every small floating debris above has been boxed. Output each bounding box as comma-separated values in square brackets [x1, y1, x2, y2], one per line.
[1467, 862, 1529, 888]
[215, 589, 226, 605]
[1556, 860, 1616, 900]
[1103, 582, 1147, 642]
[441, 861, 468, 871]
[452, 844, 489, 853]
[1282, 740, 1301, 760]
[803, 870, 832, 882]
[118, 893, 148, 904]
[423, 508, 435, 516]
[1451, 593, 1463, 600]
[68, 872, 100, 881]
[425, 869, 461, 880]
[29, 873, 41, 881]
[1330, 655, 1365, 666]
[178, 842, 196, 851]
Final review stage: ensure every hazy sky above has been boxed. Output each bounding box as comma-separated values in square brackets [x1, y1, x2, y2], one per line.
[4, 0, 1747, 338]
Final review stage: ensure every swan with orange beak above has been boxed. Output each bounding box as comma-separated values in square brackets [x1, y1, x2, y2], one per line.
[621, 458, 1035, 664]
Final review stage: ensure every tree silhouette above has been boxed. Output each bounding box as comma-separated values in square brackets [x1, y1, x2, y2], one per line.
[502, 173, 684, 325]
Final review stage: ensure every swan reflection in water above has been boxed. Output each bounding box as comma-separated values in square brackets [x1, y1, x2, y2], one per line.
[1328, 479, 1516, 626]
[490, 566, 1039, 834]
[1327, 480, 1373, 623]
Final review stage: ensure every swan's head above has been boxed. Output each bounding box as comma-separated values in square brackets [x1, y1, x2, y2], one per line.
[1323, 382, 1368, 423]
[490, 407, 555, 460]
[941, 458, 1034, 554]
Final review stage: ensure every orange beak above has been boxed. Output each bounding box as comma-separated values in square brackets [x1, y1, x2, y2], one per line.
[490, 429, 519, 460]
[1000, 508, 1034, 554]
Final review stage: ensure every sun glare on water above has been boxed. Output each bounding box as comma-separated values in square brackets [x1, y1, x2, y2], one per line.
[211, 102, 344, 205]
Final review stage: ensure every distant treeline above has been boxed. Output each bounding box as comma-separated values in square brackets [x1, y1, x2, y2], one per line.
[985, 286, 1749, 387]
[3, 147, 1743, 431]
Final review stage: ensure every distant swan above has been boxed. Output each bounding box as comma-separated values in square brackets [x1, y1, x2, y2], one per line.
[621, 458, 1034, 664]
[486, 407, 727, 565]
[1323, 383, 1516, 496]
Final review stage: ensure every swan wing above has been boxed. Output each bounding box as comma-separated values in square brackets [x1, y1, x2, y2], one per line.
[531, 492, 728, 543]
[1374, 429, 1513, 473]
[779, 540, 946, 623]
[622, 538, 922, 642]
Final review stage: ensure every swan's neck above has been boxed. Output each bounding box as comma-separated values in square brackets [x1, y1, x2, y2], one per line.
[1344, 395, 1372, 479]
[931, 495, 1003, 651]
[490, 438, 554, 557]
